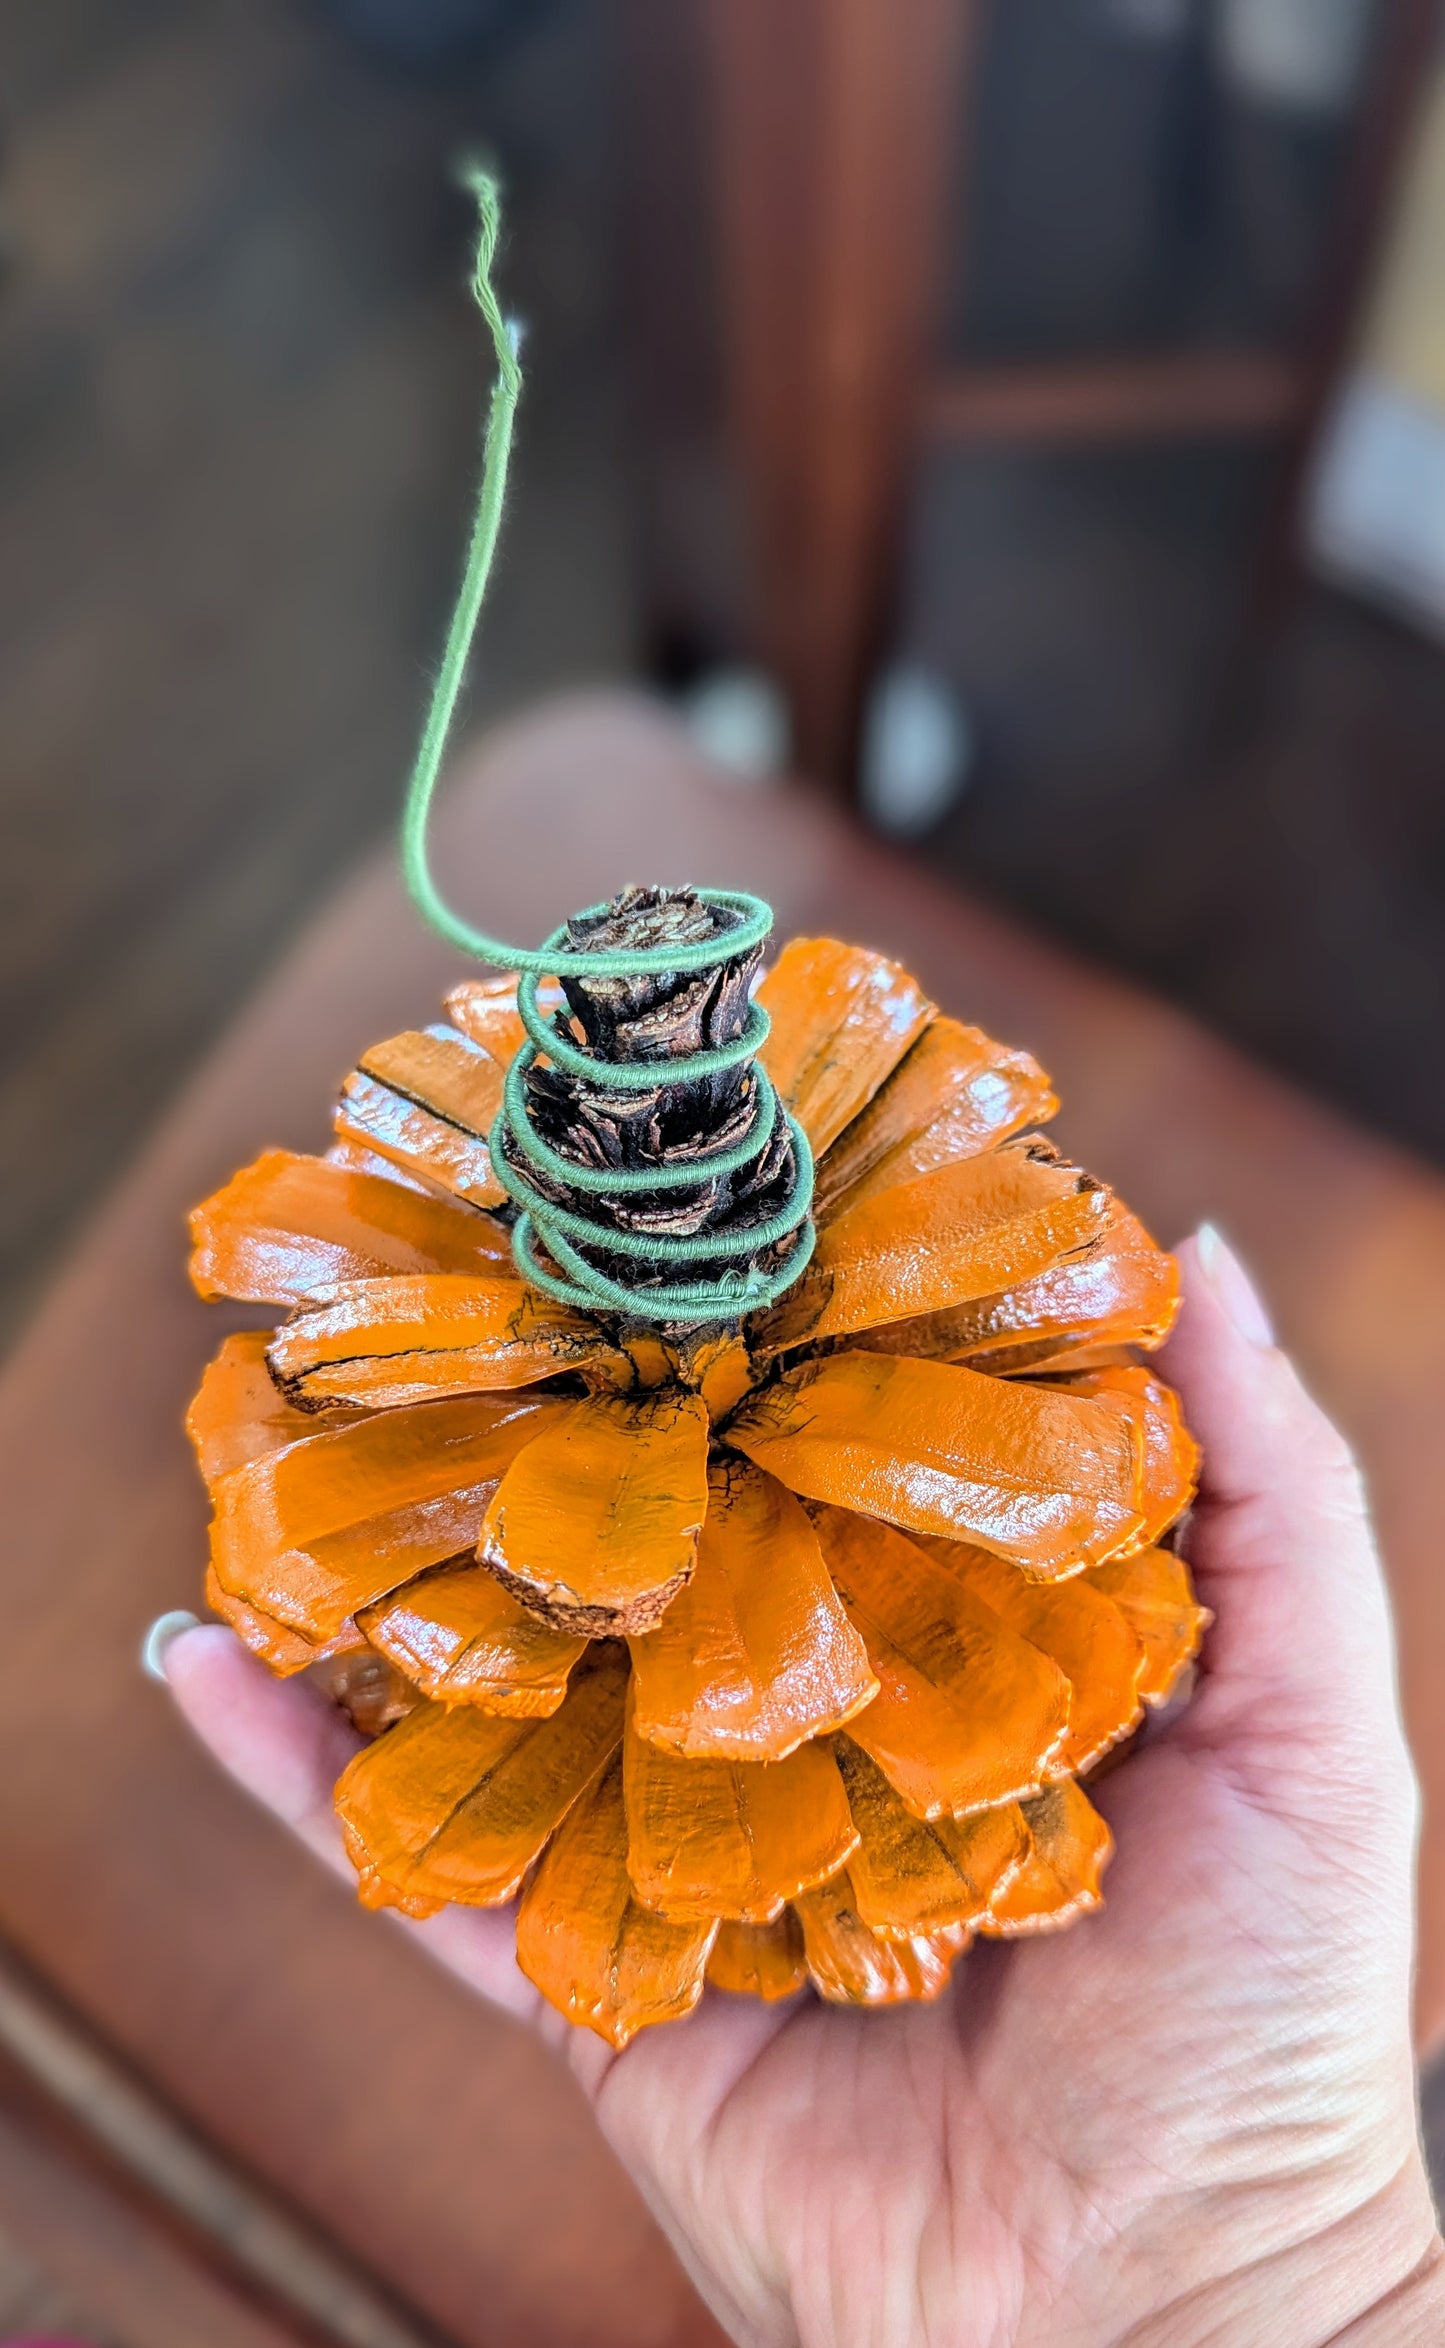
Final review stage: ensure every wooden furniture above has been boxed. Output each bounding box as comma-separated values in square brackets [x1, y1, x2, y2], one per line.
[0, 1941, 425, 2348]
[652, 0, 1443, 785]
[3, 694, 1445, 2339]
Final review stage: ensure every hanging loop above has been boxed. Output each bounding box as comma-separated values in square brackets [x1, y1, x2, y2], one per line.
[396, 174, 814, 1324]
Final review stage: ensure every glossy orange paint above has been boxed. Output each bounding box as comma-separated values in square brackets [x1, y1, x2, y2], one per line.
[922, 1537, 1147, 1774]
[203, 1565, 362, 1677]
[983, 1781, 1113, 1936]
[814, 1508, 1070, 1817]
[835, 1739, 1027, 1938]
[358, 1025, 504, 1136]
[333, 1023, 509, 1208]
[336, 1646, 626, 1911]
[706, 1912, 809, 2001]
[516, 1755, 717, 2048]
[857, 1208, 1179, 1374]
[761, 1138, 1116, 1351]
[188, 1149, 509, 1307]
[758, 937, 934, 1157]
[444, 971, 567, 1066]
[686, 1328, 754, 1420]
[186, 927, 1204, 2037]
[623, 1716, 857, 1922]
[1054, 1363, 1199, 1550]
[208, 1391, 557, 1642]
[357, 1560, 585, 1714]
[627, 1460, 877, 1761]
[478, 1390, 710, 1636]
[321, 1136, 436, 1188]
[1087, 1546, 1210, 1705]
[187, 1330, 342, 1484]
[266, 1273, 615, 1409]
[333, 1074, 499, 1207]
[813, 1013, 1057, 1216]
[323, 1648, 420, 1737]
[729, 1350, 1145, 1577]
[793, 1876, 968, 2004]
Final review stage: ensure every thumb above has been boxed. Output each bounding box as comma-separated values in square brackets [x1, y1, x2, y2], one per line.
[1157, 1229, 1415, 1821]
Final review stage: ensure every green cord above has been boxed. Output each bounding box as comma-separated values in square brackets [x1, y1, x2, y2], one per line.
[398, 170, 813, 1324]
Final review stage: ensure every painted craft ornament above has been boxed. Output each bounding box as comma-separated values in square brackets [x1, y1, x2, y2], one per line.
[185, 176, 1205, 2046]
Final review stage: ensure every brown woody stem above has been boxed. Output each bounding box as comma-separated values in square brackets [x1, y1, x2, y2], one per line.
[517, 886, 796, 1329]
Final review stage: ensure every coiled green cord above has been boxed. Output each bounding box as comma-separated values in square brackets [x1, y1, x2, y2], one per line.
[399, 169, 814, 1324]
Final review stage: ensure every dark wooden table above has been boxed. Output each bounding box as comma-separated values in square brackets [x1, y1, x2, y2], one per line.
[3, 693, 1444, 2344]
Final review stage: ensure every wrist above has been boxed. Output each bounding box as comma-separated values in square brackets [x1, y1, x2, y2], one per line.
[1327, 2237, 1445, 2345]
[1123, 2158, 1442, 2348]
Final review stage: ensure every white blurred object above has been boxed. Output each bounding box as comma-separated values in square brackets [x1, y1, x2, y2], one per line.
[679, 667, 789, 782]
[1350, 71, 1445, 414]
[1308, 63, 1445, 639]
[1215, 0, 1372, 115]
[1311, 375, 1445, 639]
[859, 665, 974, 837]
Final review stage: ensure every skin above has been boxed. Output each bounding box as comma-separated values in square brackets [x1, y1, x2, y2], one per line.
[161, 1231, 1445, 2346]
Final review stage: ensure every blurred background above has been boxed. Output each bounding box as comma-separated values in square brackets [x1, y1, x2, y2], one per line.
[2, 0, 1445, 2339]
[6, 0, 1445, 1354]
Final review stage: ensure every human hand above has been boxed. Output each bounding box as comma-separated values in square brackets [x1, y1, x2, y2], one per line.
[159, 1230, 1444, 2347]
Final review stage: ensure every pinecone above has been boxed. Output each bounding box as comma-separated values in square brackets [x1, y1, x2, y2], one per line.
[509, 884, 802, 1321]
[187, 915, 1205, 2046]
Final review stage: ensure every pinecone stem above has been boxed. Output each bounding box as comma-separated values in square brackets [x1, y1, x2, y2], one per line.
[492, 887, 814, 1331]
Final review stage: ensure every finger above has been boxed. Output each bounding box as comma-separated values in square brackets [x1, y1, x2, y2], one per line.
[1155, 1229, 1415, 1811]
[403, 1900, 543, 2032]
[163, 1624, 361, 1871]
[159, 1625, 541, 2024]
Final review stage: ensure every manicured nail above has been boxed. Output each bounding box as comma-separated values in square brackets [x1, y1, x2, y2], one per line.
[140, 1610, 201, 1682]
[1195, 1223, 1275, 1346]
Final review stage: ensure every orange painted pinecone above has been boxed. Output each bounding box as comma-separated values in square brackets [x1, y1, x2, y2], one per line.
[187, 934, 1205, 2046]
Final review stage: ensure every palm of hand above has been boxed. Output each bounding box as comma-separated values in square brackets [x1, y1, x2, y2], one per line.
[587, 1725, 1410, 2347]
[166, 1242, 1432, 2348]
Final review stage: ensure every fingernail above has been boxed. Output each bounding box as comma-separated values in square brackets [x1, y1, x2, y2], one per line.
[1195, 1223, 1275, 1346]
[141, 1610, 200, 1682]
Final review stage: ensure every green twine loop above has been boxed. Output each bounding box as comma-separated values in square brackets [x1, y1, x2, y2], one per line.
[398, 169, 814, 1325]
